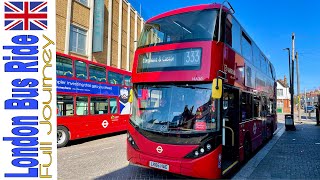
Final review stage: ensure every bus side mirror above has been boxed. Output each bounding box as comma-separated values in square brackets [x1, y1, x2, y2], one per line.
[212, 78, 222, 99]
[128, 89, 133, 103]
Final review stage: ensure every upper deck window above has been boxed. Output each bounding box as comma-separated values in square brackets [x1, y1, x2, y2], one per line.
[75, 60, 88, 80]
[108, 71, 123, 85]
[124, 76, 132, 86]
[89, 64, 106, 82]
[138, 9, 218, 48]
[57, 56, 73, 77]
[241, 32, 252, 62]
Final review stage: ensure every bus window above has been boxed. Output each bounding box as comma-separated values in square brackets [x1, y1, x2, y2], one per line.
[240, 92, 253, 121]
[241, 32, 252, 62]
[57, 56, 73, 77]
[110, 98, 118, 114]
[124, 76, 132, 86]
[57, 95, 74, 116]
[108, 71, 123, 85]
[76, 96, 88, 115]
[75, 60, 87, 80]
[253, 96, 260, 118]
[89, 64, 106, 82]
[90, 97, 109, 115]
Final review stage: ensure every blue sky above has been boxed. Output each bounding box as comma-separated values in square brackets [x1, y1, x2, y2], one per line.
[129, 0, 320, 93]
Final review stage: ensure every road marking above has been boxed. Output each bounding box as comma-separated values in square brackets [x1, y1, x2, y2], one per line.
[63, 146, 114, 160]
[232, 125, 285, 179]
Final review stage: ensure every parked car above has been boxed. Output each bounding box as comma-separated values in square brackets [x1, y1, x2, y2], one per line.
[305, 105, 315, 113]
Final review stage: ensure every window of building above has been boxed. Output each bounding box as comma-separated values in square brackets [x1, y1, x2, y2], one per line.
[89, 64, 106, 82]
[70, 25, 87, 55]
[241, 32, 252, 62]
[108, 71, 123, 85]
[124, 76, 132, 86]
[57, 56, 73, 77]
[76, 0, 88, 6]
[57, 95, 74, 116]
[277, 89, 283, 96]
[90, 97, 109, 115]
[110, 98, 118, 114]
[75, 60, 87, 80]
[76, 96, 88, 115]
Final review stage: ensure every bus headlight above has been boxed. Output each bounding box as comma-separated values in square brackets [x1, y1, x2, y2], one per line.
[184, 139, 216, 159]
[127, 132, 139, 150]
[206, 143, 212, 151]
[194, 151, 199, 156]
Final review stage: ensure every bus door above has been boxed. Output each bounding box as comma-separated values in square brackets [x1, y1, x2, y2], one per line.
[221, 86, 240, 175]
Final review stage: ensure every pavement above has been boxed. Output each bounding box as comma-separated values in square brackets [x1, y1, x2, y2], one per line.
[233, 113, 320, 179]
[58, 113, 320, 179]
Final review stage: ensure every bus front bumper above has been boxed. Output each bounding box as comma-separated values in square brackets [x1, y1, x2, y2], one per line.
[127, 142, 222, 179]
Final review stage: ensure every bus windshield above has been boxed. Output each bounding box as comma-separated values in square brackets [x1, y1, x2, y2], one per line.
[138, 9, 218, 48]
[130, 83, 220, 134]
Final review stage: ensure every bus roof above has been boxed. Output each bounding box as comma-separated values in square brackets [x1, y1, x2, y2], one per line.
[147, 3, 230, 23]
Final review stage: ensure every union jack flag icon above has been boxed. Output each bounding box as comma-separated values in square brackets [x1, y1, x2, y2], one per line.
[4, 1, 47, 30]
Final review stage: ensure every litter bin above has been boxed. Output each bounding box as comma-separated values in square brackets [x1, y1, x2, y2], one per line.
[285, 114, 296, 131]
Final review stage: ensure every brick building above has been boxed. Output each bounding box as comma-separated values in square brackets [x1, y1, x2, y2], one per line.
[56, 0, 144, 71]
[277, 76, 291, 113]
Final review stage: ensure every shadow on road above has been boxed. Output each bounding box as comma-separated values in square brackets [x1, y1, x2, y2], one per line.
[62, 131, 127, 148]
[95, 164, 186, 180]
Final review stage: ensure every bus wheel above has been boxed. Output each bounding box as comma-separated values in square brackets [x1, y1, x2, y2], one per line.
[243, 136, 252, 161]
[57, 126, 70, 148]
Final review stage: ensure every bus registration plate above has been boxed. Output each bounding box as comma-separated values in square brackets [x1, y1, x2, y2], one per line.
[149, 161, 169, 171]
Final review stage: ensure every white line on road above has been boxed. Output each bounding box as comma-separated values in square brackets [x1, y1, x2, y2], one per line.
[63, 146, 115, 160]
[232, 125, 285, 180]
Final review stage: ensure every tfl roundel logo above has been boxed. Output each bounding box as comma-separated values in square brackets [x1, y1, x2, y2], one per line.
[156, 146, 163, 153]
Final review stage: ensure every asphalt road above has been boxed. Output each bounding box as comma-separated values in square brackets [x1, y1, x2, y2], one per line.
[58, 132, 178, 180]
[58, 112, 313, 179]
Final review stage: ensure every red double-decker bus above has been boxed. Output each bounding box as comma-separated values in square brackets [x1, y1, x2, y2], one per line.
[56, 52, 132, 147]
[127, 2, 277, 179]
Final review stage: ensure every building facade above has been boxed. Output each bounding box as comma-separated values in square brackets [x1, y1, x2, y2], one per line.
[56, 0, 144, 71]
[276, 76, 291, 113]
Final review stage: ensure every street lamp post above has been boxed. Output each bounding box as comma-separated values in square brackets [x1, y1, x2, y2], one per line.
[283, 48, 291, 97]
[283, 47, 296, 131]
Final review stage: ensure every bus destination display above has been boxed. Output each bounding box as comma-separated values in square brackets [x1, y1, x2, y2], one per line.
[138, 48, 202, 72]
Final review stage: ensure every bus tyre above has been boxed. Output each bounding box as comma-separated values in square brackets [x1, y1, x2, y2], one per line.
[57, 126, 70, 148]
[243, 136, 252, 162]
